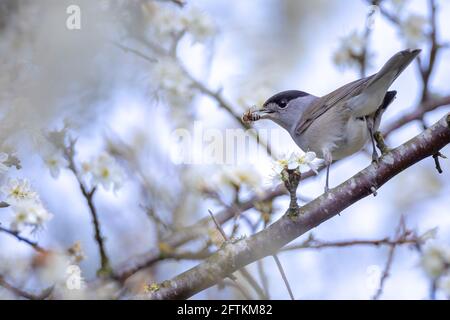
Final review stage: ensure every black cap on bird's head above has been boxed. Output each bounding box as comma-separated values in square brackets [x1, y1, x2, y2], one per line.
[263, 90, 311, 109]
[248, 89, 316, 131]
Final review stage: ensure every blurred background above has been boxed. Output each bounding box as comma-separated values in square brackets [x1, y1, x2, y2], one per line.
[0, 0, 449, 300]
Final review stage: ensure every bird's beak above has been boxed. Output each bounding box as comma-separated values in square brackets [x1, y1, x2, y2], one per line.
[253, 108, 275, 119]
[242, 106, 274, 123]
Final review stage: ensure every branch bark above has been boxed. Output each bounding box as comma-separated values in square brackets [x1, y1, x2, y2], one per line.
[146, 113, 450, 300]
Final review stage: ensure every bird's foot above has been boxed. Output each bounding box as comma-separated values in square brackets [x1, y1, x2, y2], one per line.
[374, 131, 391, 155]
[371, 151, 380, 165]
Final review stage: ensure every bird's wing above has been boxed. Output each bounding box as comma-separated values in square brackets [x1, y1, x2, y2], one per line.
[295, 75, 374, 135]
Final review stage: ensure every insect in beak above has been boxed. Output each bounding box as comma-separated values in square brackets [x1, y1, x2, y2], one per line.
[242, 106, 274, 123]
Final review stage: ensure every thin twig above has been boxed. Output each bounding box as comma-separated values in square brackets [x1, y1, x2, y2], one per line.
[111, 41, 157, 63]
[0, 225, 48, 253]
[432, 152, 445, 174]
[238, 268, 268, 300]
[221, 279, 253, 300]
[256, 260, 270, 299]
[208, 209, 267, 299]
[208, 209, 228, 240]
[66, 141, 111, 276]
[272, 254, 294, 300]
[0, 275, 52, 300]
[372, 216, 406, 300]
[282, 235, 420, 251]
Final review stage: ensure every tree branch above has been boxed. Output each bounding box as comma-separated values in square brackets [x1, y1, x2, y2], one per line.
[372, 216, 406, 300]
[145, 114, 450, 299]
[66, 142, 112, 277]
[0, 225, 48, 253]
[0, 275, 52, 300]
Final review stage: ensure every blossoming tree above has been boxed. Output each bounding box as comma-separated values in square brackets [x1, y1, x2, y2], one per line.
[0, 0, 450, 300]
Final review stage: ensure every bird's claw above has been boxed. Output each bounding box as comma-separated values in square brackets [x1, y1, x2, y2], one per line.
[371, 152, 380, 164]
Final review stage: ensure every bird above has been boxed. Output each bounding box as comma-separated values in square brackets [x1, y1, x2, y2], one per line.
[244, 48, 421, 192]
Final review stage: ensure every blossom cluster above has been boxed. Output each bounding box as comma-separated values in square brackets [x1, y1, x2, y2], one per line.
[151, 57, 194, 110]
[333, 0, 429, 70]
[39, 126, 125, 193]
[1, 178, 52, 232]
[142, 1, 216, 111]
[40, 126, 70, 179]
[82, 153, 125, 192]
[1, 145, 52, 232]
[142, 1, 216, 44]
[399, 14, 429, 46]
[272, 151, 321, 180]
[333, 31, 367, 70]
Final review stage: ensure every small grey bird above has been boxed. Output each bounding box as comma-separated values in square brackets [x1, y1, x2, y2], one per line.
[246, 49, 421, 192]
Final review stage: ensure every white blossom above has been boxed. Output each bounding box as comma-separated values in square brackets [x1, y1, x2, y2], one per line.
[182, 7, 216, 43]
[41, 147, 68, 179]
[268, 152, 322, 185]
[0, 178, 52, 231]
[297, 151, 321, 173]
[1, 178, 39, 205]
[217, 167, 261, 189]
[333, 31, 366, 69]
[10, 201, 53, 232]
[273, 151, 321, 174]
[400, 14, 428, 46]
[151, 57, 194, 108]
[142, 2, 185, 40]
[87, 153, 125, 192]
[142, 2, 216, 44]
[421, 243, 450, 278]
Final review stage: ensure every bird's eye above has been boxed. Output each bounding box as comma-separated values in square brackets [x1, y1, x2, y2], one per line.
[279, 99, 288, 108]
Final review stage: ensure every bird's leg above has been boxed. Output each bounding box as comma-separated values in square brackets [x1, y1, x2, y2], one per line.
[325, 164, 330, 193]
[366, 116, 379, 164]
[323, 151, 332, 193]
[374, 131, 390, 155]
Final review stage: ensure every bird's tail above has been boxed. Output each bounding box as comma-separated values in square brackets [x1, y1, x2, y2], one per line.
[366, 49, 421, 91]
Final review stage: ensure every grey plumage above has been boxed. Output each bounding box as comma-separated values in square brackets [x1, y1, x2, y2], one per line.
[247, 49, 421, 192]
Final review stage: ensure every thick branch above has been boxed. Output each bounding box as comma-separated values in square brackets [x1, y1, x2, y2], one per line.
[146, 114, 450, 299]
